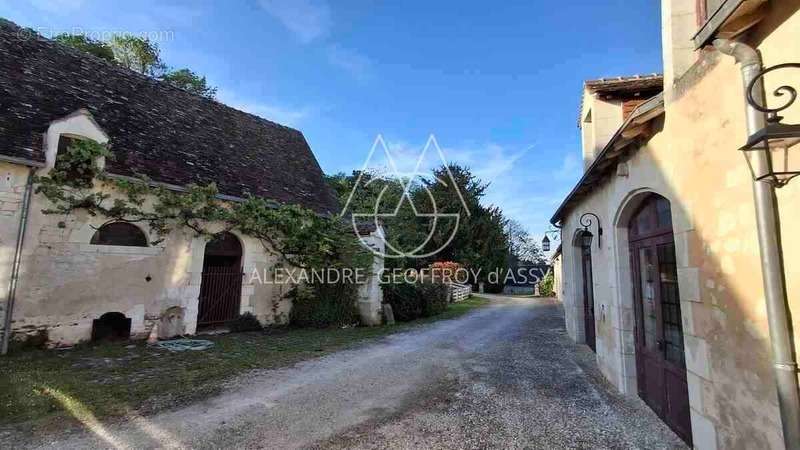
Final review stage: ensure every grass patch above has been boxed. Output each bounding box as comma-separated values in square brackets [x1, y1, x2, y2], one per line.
[0, 296, 488, 430]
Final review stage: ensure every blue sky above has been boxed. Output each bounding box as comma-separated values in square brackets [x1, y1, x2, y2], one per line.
[1, 0, 663, 244]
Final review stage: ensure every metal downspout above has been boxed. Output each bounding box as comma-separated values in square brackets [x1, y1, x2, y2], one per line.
[714, 38, 800, 449]
[1, 168, 35, 355]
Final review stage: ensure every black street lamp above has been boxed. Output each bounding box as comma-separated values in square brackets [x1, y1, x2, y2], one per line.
[740, 63, 800, 187]
[579, 213, 603, 249]
[541, 228, 561, 252]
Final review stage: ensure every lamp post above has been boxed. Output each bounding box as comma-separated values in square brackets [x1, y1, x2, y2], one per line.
[579, 213, 603, 249]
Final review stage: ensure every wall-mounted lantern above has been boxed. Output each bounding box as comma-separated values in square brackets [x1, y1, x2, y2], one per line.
[541, 228, 561, 252]
[740, 63, 800, 187]
[579, 213, 603, 249]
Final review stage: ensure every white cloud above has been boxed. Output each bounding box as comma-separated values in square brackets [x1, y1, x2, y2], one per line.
[327, 45, 373, 81]
[217, 89, 313, 127]
[258, 0, 331, 43]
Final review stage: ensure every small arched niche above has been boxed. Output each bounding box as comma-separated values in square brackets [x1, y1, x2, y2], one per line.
[91, 312, 132, 341]
[90, 222, 148, 247]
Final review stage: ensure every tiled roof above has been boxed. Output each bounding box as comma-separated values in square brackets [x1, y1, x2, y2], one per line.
[584, 74, 663, 94]
[578, 74, 663, 128]
[0, 20, 339, 214]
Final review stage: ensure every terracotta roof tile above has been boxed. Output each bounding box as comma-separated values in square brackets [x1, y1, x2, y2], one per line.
[584, 74, 663, 94]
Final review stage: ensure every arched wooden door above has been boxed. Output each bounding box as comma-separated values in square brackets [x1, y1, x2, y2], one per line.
[629, 194, 692, 445]
[197, 232, 243, 328]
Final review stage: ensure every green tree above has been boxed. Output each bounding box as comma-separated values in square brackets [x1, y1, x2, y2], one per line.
[53, 33, 115, 61]
[53, 32, 218, 99]
[110, 35, 165, 75]
[505, 219, 546, 264]
[160, 68, 218, 99]
[325, 164, 513, 286]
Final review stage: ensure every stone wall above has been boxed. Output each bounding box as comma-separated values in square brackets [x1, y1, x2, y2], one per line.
[0, 160, 289, 346]
[0, 155, 386, 346]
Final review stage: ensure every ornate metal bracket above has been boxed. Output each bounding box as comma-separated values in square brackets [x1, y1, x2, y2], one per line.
[543, 228, 561, 241]
[579, 212, 603, 249]
[746, 63, 800, 124]
[541, 226, 562, 252]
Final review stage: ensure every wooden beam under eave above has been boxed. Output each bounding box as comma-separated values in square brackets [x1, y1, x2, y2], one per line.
[613, 138, 632, 151]
[622, 123, 650, 140]
[717, 7, 767, 39]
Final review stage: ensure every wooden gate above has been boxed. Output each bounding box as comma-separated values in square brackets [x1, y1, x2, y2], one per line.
[629, 194, 692, 445]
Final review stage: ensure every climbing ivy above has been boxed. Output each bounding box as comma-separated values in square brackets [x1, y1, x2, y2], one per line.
[34, 139, 371, 272]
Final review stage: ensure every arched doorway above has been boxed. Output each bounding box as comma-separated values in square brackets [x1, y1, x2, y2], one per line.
[579, 231, 596, 352]
[573, 229, 596, 352]
[197, 232, 243, 328]
[628, 194, 692, 444]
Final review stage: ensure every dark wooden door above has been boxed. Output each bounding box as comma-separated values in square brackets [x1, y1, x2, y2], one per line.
[629, 195, 692, 445]
[581, 239, 596, 352]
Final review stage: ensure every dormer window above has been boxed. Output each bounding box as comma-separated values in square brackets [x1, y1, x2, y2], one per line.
[44, 109, 109, 169]
[54, 135, 96, 188]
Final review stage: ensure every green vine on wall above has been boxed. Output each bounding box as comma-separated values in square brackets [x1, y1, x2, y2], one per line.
[34, 139, 371, 272]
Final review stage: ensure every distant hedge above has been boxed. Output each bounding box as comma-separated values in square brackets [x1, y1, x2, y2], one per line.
[382, 281, 449, 322]
[288, 282, 360, 328]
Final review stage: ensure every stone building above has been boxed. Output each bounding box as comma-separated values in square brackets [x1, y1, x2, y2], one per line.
[550, 1, 800, 448]
[0, 20, 382, 348]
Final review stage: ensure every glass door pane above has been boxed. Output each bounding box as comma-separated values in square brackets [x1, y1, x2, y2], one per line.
[658, 243, 685, 367]
[639, 246, 658, 352]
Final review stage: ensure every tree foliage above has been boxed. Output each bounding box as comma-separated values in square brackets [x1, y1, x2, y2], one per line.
[505, 219, 546, 264]
[53, 33, 115, 61]
[160, 68, 218, 99]
[110, 35, 165, 75]
[329, 164, 520, 286]
[53, 32, 218, 99]
[539, 269, 555, 296]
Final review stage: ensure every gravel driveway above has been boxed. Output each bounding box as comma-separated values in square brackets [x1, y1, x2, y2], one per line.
[6, 295, 687, 449]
